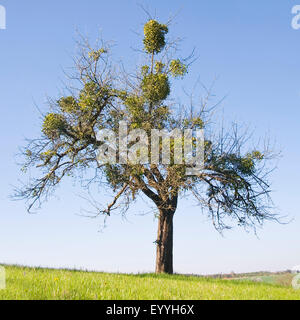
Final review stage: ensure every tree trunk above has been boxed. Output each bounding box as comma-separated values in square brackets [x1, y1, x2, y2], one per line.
[155, 209, 174, 274]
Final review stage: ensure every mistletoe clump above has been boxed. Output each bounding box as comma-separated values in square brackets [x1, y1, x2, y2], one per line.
[141, 73, 170, 103]
[58, 96, 79, 114]
[78, 82, 112, 113]
[143, 20, 168, 54]
[88, 48, 107, 62]
[42, 113, 67, 139]
[169, 59, 187, 77]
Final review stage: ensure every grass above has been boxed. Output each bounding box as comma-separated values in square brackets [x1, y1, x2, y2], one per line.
[236, 273, 296, 287]
[0, 265, 300, 300]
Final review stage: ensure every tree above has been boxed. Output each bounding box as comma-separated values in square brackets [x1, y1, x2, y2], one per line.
[15, 19, 278, 274]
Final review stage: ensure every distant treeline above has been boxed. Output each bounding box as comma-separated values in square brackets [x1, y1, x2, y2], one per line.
[180, 270, 293, 279]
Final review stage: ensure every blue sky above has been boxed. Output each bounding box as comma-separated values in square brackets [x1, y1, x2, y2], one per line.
[0, 0, 299, 274]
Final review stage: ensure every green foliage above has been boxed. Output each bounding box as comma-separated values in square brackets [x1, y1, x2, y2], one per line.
[213, 153, 259, 176]
[112, 89, 127, 102]
[141, 65, 150, 76]
[183, 117, 204, 129]
[124, 95, 146, 127]
[40, 150, 56, 162]
[143, 20, 168, 54]
[169, 59, 187, 77]
[104, 165, 128, 189]
[78, 82, 111, 113]
[237, 151, 264, 175]
[124, 95, 145, 112]
[124, 89, 170, 129]
[251, 151, 264, 160]
[88, 48, 107, 62]
[42, 113, 67, 139]
[193, 118, 204, 128]
[155, 61, 165, 74]
[58, 96, 79, 114]
[239, 156, 255, 175]
[141, 73, 170, 103]
[153, 105, 170, 122]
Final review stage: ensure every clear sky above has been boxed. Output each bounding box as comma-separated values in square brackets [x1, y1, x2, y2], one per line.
[0, 0, 299, 275]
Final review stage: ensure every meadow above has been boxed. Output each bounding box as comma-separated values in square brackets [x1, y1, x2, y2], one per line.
[0, 265, 299, 300]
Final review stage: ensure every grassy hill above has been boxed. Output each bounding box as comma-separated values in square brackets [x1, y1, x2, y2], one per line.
[0, 265, 299, 300]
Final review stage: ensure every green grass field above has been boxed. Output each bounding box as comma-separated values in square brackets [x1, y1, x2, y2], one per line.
[0, 265, 299, 300]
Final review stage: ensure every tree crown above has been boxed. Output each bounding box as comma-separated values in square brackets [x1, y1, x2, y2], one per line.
[15, 19, 278, 232]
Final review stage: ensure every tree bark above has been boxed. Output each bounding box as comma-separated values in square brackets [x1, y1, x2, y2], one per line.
[155, 209, 174, 274]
